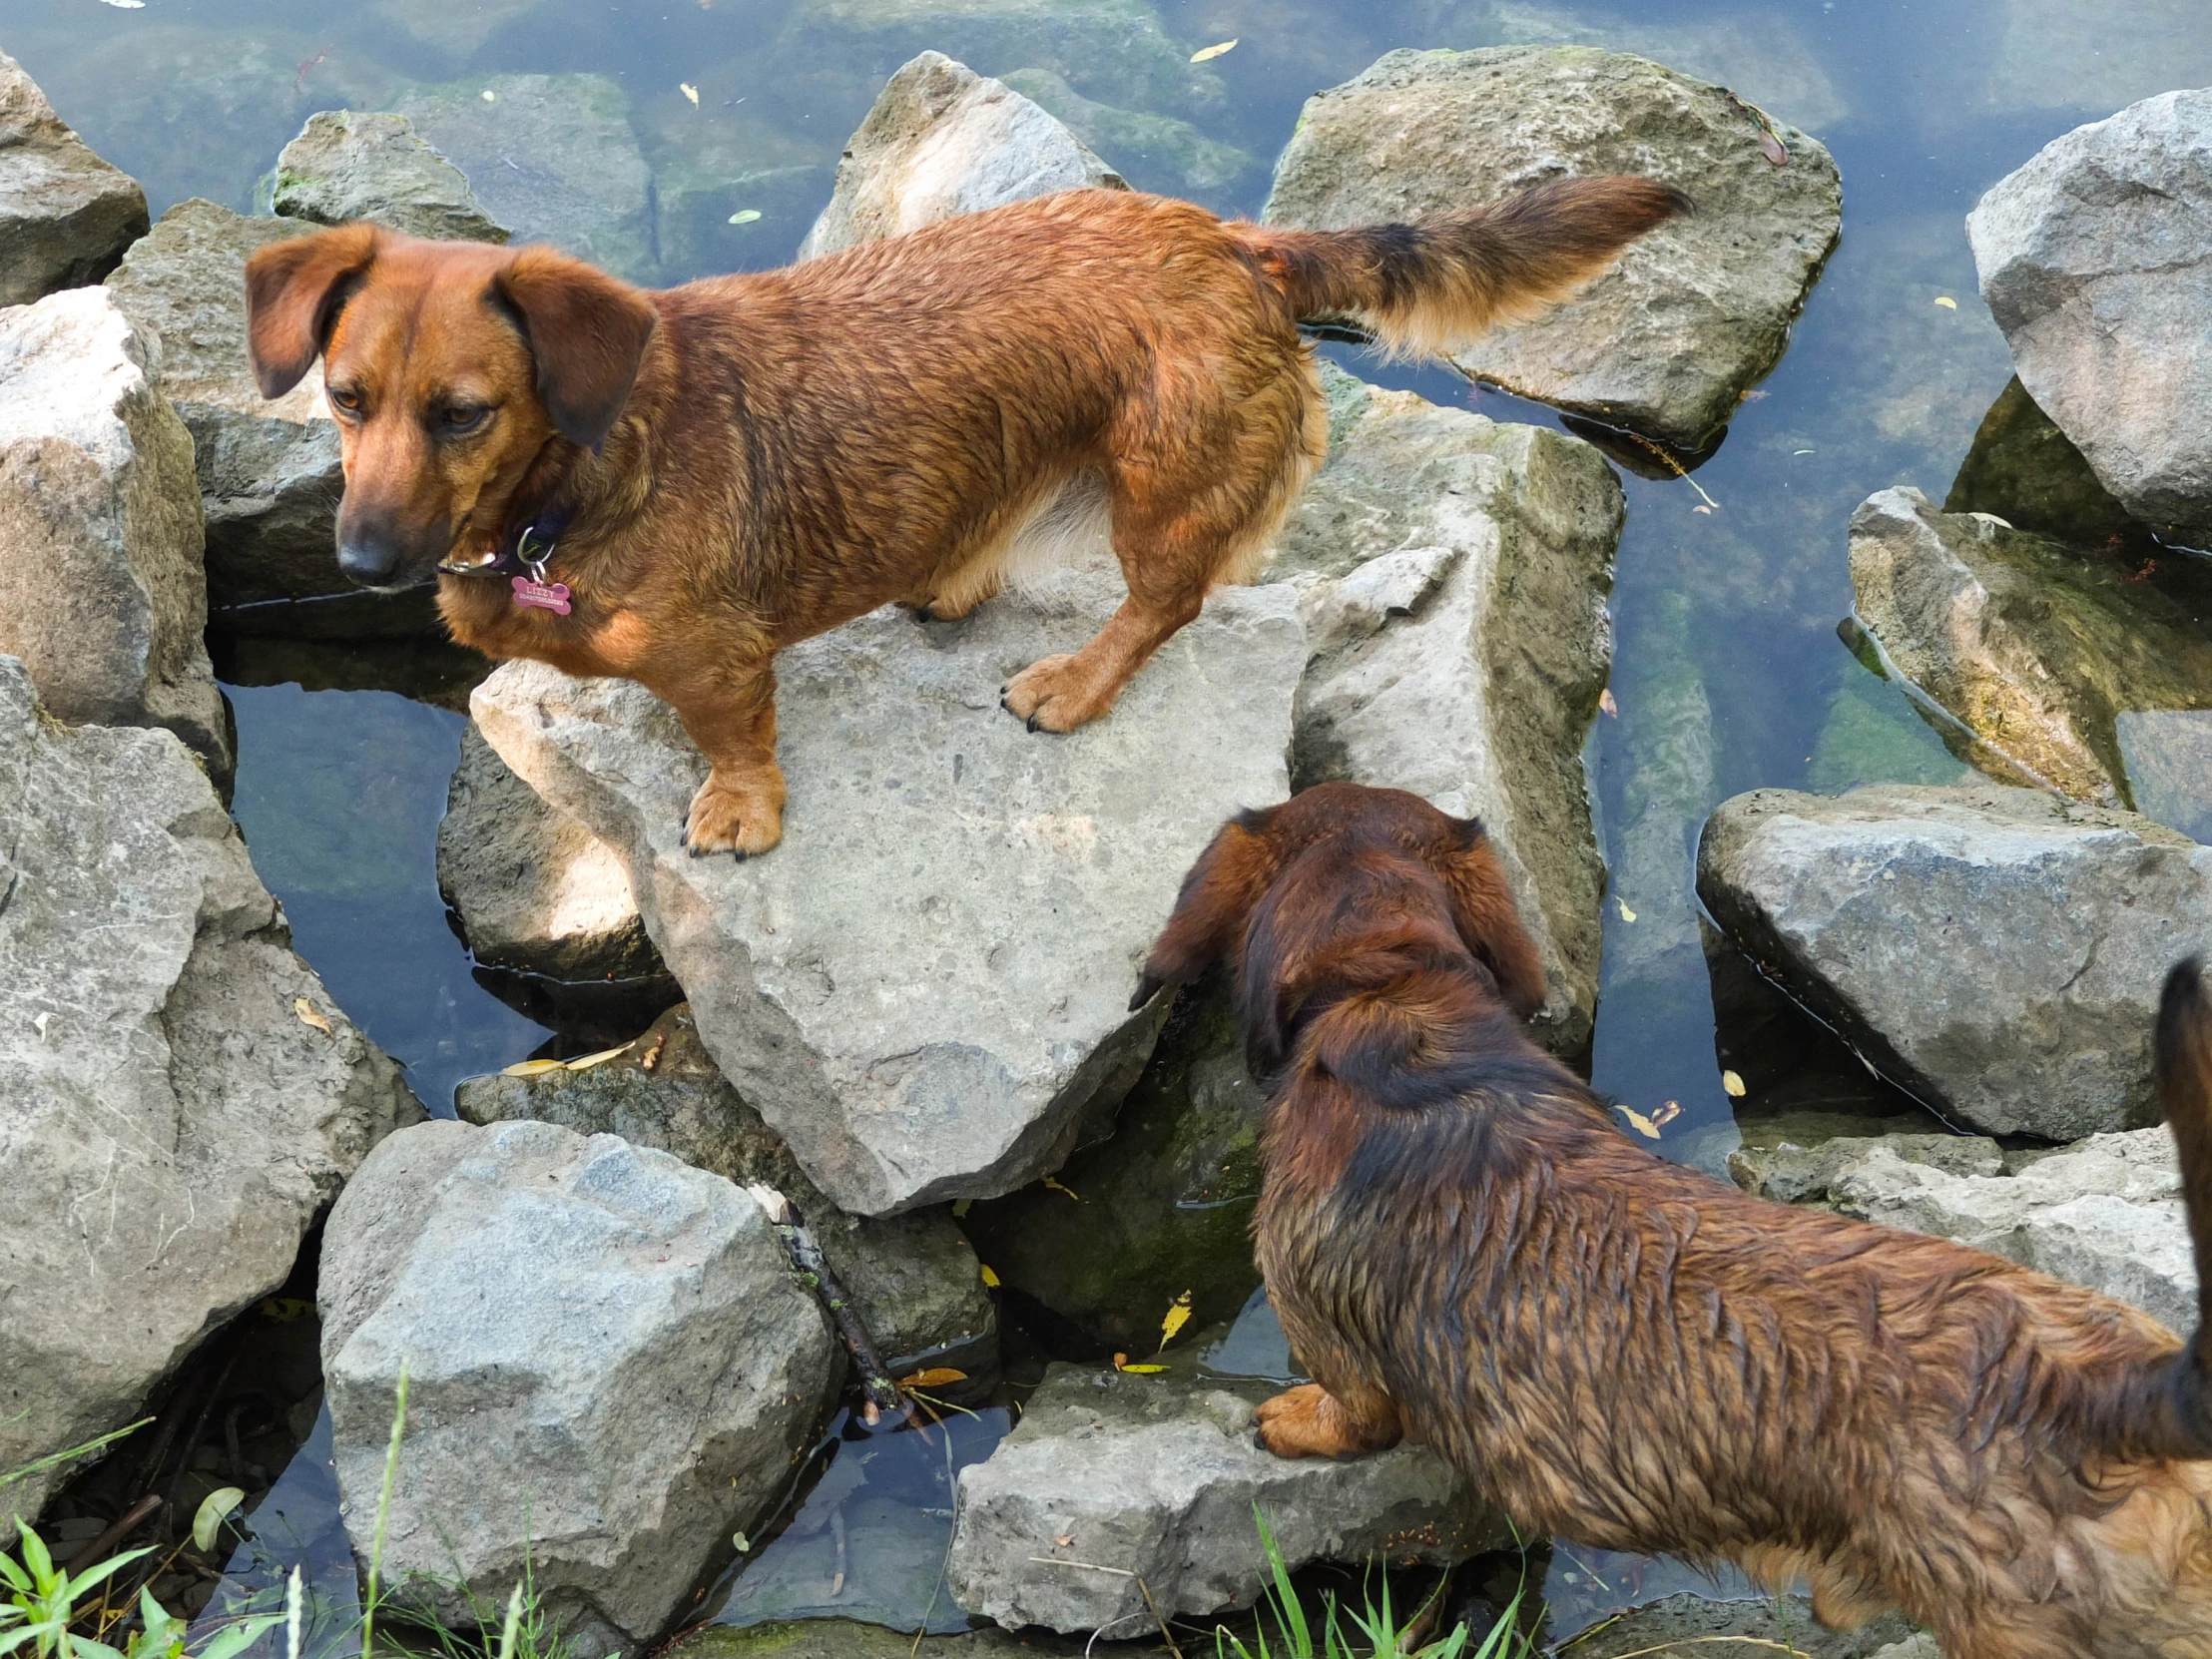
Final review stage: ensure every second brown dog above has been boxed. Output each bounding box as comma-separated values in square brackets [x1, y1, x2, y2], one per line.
[1136, 782, 2212, 1658]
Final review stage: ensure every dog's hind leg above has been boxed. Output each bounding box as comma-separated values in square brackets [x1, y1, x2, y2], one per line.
[1255, 1381, 1404, 1460]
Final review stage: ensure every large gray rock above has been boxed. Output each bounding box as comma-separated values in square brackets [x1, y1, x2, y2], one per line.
[473, 569, 1307, 1216]
[1264, 47, 1844, 451]
[454, 1004, 996, 1375]
[946, 1358, 1498, 1633]
[1698, 784, 2212, 1140]
[437, 724, 663, 984]
[320, 1118, 840, 1659]
[0, 49, 149, 306]
[0, 656, 418, 1524]
[1848, 487, 2212, 808]
[800, 52, 1123, 260]
[1561, 1589, 1914, 1659]
[1968, 89, 2212, 538]
[104, 200, 347, 614]
[1273, 365, 1623, 1052]
[266, 109, 508, 243]
[391, 75, 658, 282]
[0, 286, 230, 780]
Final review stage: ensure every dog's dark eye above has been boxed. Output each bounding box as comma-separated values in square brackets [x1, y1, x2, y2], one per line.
[328, 386, 364, 417]
[436, 405, 490, 435]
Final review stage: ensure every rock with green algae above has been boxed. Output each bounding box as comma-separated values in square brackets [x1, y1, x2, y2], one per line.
[668, 1621, 1088, 1659]
[264, 109, 507, 242]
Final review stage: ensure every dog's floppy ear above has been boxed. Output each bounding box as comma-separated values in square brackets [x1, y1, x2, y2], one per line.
[246, 224, 380, 399]
[1442, 817, 1547, 1019]
[492, 247, 659, 450]
[1130, 807, 1284, 1011]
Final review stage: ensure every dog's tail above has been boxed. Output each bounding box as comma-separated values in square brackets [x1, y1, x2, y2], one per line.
[2148, 956, 2212, 1457]
[1235, 177, 1690, 359]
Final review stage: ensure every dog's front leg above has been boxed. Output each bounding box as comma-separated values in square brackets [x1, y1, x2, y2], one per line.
[664, 659, 788, 858]
[1255, 1381, 1403, 1460]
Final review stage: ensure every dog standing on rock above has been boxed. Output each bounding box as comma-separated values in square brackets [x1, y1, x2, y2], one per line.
[244, 182, 1683, 855]
[1136, 783, 2212, 1658]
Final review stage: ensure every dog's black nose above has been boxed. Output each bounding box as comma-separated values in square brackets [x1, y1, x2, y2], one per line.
[336, 531, 405, 587]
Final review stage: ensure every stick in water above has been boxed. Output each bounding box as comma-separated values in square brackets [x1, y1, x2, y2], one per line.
[747, 1184, 903, 1423]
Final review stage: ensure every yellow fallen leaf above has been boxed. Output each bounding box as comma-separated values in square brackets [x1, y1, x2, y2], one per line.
[1618, 1106, 1660, 1139]
[564, 1044, 633, 1071]
[480, 89, 497, 102]
[1189, 38, 1238, 62]
[952, 1197, 972, 1218]
[1043, 1175, 1081, 1201]
[1117, 1363, 1169, 1375]
[980, 1264, 1001, 1289]
[1933, 295, 1957, 309]
[1599, 688, 1619, 718]
[1721, 1069, 1747, 1098]
[680, 82, 700, 106]
[501, 1057, 565, 1077]
[1692, 503, 1715, 515]
[732, 1531, 750, 1552]
[1614, 895, 1636, 922]
[258, 1296, 314, 1322]
[898, 1368, 969, 1389]
[1159, 1290, 1193, 1352]
[293, 998, 332, 1035]
[728, 209, 762, 225]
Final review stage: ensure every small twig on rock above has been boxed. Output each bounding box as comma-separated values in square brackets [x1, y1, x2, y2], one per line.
[1027, 1558, 1186, 1659]
[748, 1184, 902, 1423]
[61, 1495, 163, 1573]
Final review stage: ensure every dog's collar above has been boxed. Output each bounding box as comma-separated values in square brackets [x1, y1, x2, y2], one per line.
[438, 505, 575, 582]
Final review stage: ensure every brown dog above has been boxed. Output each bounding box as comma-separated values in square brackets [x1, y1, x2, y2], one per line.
[243, 182, 1682, 855]
[1135, 783, 2212, 1658]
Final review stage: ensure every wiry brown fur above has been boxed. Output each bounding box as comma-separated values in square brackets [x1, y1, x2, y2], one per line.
[243, 184, 1681, 855]
[1138, 784, 2212, 1658]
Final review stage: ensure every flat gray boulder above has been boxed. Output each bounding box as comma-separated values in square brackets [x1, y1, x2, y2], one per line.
[0, 49, 149, 305]
[1698, 784, 2212, 1140]
[267, 109, 508, 242]
[0, 285, 230, 781]
[473, 570, 1307, 1215]
[320, 1118, 840, 1658]
[946, 1358, 1498, 1632]
[1273, 364, 1623, 1052]
[0, 655, 418, 1523]
[1968, 88, 2212, 538]
[1264, 47, 1843, 451]
[104, 200, 346, 613]
[801, 52, 1123, 260]
[455, 1004, 996, 1376]
[1849, 486, 2212, 808]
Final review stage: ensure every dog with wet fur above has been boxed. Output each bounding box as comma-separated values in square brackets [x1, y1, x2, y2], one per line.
[1135, 782, 2212, 1657]
[243, 180, 1683, 857]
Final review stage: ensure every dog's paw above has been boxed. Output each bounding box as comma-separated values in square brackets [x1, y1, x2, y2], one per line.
[1001, 654, 1114, 734]
[1255, 1385, 1359, 1459]
[683, 778, 783, 858]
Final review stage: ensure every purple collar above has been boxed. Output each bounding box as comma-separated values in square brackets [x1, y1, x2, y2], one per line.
[438, 505, 575, 581]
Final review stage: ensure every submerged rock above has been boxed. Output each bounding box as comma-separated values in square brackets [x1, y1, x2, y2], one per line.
[998, 68, 1255, 196]
[0, 286, 231, 780]
[800, 52, 1123, 260]
[1944, 376, 2136, 549]
[946, 1357, 1498, 1632]
[0, 49, 150, 305]
[1847, 486, 2212, 807]
[391, 74, 657, 282]
[632, 94, 832, 278]
[1968, 89, 2212, 539]
[320, 1118, 840, 1659]
[0, 655, 418, 1523]
[1698, 784, 2212, 1141]
[266, 109, 508, 243]
[1264, 47, 1842, 451]
[1275, 364, 1623, 1053]
[455, 1004, 996, 1376]
[472, 569, 1307, 1216]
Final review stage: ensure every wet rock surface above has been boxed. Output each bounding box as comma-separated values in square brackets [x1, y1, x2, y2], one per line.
[266, 109, 508, 242]
[472, 570, 1306, 1216]
[0, 654, 418, 1522]
[0, 285, 231, 780]
[0, 49, 149, 306]
[800, 52, 1123, 260]
[670, 1619, 1087, 1659]
[454, 1004, 996, 1375]
[947, 1357, 1500, 1633]
[320, 1117, 841, 1659]
[1264, 47, 1843, 450]
[1698, 784, 2212, 1140]
[1275, 363, 1623, 1053]
[1944, 375, 2137, 549]
[1968, 88, 2212, 538]
[1847, 486, 2212, 807]
[1560, 1589, 1916, 1658]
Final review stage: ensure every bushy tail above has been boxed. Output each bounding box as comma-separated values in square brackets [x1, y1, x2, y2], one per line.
[1237, 176, 1690, 358]
[2154, 957, 2212, 1455]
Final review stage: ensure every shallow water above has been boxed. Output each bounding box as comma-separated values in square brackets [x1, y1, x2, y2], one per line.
[13, 0, 2212, 1644]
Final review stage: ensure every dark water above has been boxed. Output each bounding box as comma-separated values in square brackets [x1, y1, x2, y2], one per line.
[13, 0, 2212, 1644]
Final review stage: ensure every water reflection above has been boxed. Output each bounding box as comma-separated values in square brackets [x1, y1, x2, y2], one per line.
[190, 1409, 359, 1659]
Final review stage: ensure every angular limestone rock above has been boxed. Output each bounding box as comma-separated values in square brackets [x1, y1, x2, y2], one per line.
[1944, 376, 2136, 548]
[1698, 784, 2212, 1140]
[267, 109, 508, 242]
[0, 655, 418, 1523]
[947, 1357, 1498, 1632]
[320, 1118, 840, 1659]
[473, 570, 1307, 1215]
[1264, 47, 1843, 450]
[0, 286, 230, 779]
[0, 49, 149, 305]
[800, 52, 1123, 259]
[1273, 365, 1624, 1052]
